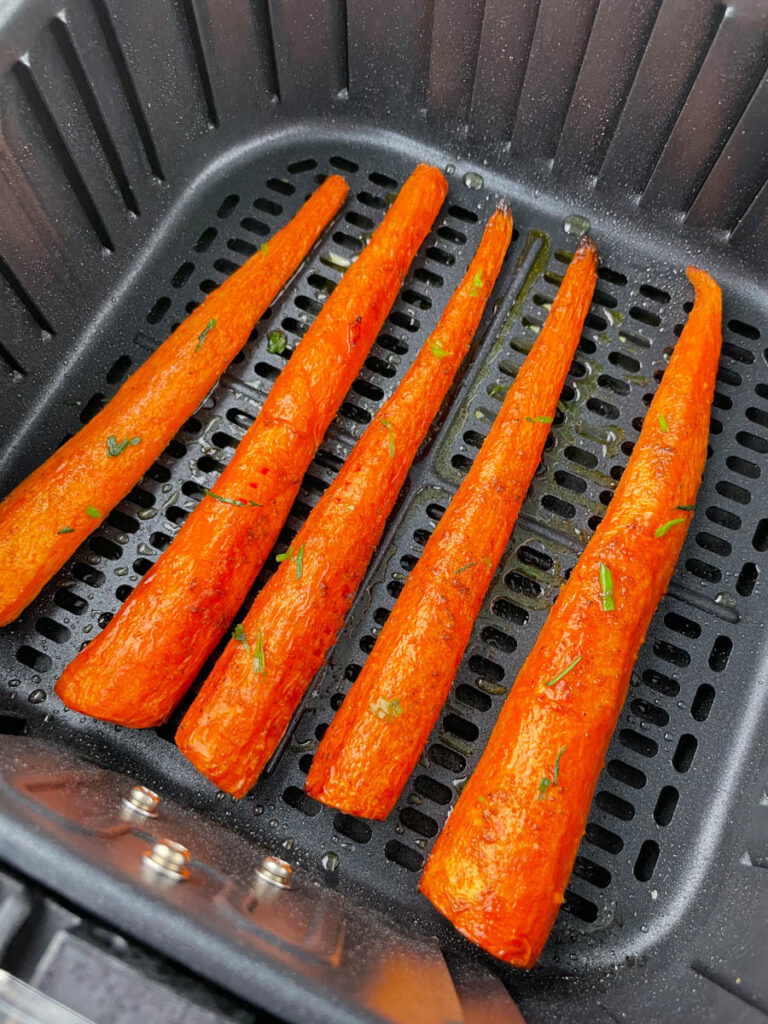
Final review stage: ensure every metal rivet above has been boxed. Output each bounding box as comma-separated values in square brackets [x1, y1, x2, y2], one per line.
[255, 855, 292, 889]
[142, 839, 190, 881]
[122, 785, 160, 817]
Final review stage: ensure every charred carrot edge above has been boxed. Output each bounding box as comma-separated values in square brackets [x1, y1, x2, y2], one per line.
[420, 267, 722, 968]
[305, 237, 599, 819]
[0, 177, 349, 627]
[55, 164, 447, 728]
[176, 205, 513, 798]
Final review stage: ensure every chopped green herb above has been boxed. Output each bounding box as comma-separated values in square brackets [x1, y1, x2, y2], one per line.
[57, 526, 74, 534]
[195, 318, 216, 352]
[455, 562, 477, 575]
[525, 415, 554, 424]
[654, 517, 685, 538]
[232, 623, 252, 656]
[369, 696, 402, 720]
[267, 329, 287, 354]
[253, 626, 266, 676]
[381, 418, 396, 458]
[260, 242, 268, 254]
[470, 271, 484, 297]
[482, 556, 493, 569]
[675, 504, 695, 511]
[277, 543, 304, 579]
[658, 414, 669, 433]
[599, 562, 614, 612]
[430, 338, 449, 360]
[204, 489, 261, 507]
[537, 746, 566, 800]
[86, 505, 101, 519]
[233, 623, 266, 676]
[544, 654, 582, 688]
[478, 794, 488, 805]
[106, 435, 141, 458]
[553, 745, 566, 784]
[488, 384, 505, 398]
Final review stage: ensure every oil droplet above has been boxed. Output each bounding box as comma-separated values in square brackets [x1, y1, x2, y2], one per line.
[453, 775, 468, 793]
[162, 483, 173, 494]
[7, 679, 20, 688]
[137, 543, 153, 556]
[86, 553, 100, 566]
[28, 689, 46, 704]
[563, 213, 591, 237]
[253, 804, 264, 816]
[282, 837, 294, 851]
[82, 624, 93, 634]
[394, 823, 405, 835]
[114, 566, 128, 576]
[97, 613, 112, 629]
[268, 818, 278, 828]
[444, 163, 455, 176]
[137, 508, 157, 520]
[463, 171, 483, 190]
[321, 851, 339, 873]
[415, 838, 427, 849]
[115, 534, 129, 545]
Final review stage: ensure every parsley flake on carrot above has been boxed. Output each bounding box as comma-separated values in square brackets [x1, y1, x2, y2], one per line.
[654, 517, 685, 538]
[106, 435, 141, 457]
[195, 318, 216, 352]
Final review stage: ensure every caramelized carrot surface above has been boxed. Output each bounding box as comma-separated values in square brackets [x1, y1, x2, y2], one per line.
[420, 267, 722, 968]
[176, 205, 513, 797]
[306, 237, 599, 819]
[56, 164, 447, 727]
[0, 176, 349, 626]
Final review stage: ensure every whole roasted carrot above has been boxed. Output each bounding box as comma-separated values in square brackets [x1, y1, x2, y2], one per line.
[176, 205, 513, 797]
[0, 176, 348, 627]
[306, 237, 599, 819]
[420, 267, 722, 968]
[55, 164, 447, 727]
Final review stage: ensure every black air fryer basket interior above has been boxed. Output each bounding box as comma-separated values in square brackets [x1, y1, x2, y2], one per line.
[0, 2, 767, 1022]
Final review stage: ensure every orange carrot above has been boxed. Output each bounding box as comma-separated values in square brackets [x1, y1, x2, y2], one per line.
[55, 164, 447, 727]
[306, 237, 599, 819]
[176, 205, 513, 797]
[420, 267, 722, 968]
[0, 176, 349, 626]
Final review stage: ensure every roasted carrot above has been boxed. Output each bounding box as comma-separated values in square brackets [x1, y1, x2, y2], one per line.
[0, 176, 348, 627]
[420, 267, 722, 968]
[176, 205, 513, 797]
[55, 164, 447, 728]
[306, 237, 599, 819]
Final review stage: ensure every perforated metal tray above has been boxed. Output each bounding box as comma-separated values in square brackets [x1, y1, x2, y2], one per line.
[0, 2, 767, 1023]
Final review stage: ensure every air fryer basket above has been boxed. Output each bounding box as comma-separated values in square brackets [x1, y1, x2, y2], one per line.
[0, 1, 767, 1022]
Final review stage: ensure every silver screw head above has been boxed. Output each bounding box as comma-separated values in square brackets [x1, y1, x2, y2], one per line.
[255, 855, 292, 889]
[123, 785, 160, 817]
[143, 839, 190, 881]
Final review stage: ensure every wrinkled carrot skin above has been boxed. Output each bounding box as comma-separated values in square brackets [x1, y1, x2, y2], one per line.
[56, 165, 447, 727]
[176, 206, 513, 797]
[420, 268, 722, 968]
[306, 237, 599, 819]
[0, 177, 349, 627]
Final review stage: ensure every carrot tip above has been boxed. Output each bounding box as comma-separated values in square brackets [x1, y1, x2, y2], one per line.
[575, 235, 599, 258]
[495, 198, 513, 218]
